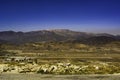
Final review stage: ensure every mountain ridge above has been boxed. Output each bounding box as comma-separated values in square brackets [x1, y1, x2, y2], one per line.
[0, 29, 119, 44]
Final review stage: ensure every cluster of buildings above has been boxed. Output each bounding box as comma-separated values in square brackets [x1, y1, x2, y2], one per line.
[4, 56, 37, 64]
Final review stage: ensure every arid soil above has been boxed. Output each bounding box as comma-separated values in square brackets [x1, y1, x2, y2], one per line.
[0, 74, 120, 80]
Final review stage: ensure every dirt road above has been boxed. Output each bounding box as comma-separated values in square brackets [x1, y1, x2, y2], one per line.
[0, 74, 120, 80]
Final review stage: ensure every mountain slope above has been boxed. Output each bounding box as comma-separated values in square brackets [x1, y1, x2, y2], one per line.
[0, 29, 119, 44]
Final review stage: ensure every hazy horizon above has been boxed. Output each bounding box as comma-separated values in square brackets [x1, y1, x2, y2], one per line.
[0, 28, 119, 35]
[0, 0, 120, 34]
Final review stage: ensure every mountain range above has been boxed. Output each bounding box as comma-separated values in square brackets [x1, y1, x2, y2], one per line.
[0, 29, 119, 45]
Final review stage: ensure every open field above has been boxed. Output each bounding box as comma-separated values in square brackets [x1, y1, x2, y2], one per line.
[0, 41, 120, 76]
[0, 74, 120, 80]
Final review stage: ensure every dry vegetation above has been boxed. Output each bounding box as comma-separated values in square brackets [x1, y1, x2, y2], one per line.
[0, 41, 120, 75]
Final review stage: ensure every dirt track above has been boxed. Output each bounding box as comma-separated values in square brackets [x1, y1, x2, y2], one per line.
[0, 74, 120, 80]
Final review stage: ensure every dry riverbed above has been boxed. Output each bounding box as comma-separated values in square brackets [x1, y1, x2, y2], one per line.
[0, 61, 120, 80]
[0, 61, 120, 74]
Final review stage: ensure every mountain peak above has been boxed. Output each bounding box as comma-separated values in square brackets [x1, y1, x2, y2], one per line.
[47, 29, 72, 32]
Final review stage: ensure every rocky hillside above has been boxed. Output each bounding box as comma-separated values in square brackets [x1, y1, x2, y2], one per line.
[0, 29, 119, 44]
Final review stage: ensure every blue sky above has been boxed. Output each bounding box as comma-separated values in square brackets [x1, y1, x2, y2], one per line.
[0, 0, 120, 34]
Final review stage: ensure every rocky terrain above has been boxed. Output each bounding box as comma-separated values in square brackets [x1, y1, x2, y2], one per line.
[0, 61, 120, 75]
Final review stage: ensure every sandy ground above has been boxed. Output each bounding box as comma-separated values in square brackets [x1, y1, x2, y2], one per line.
[0, 74, 120, 80]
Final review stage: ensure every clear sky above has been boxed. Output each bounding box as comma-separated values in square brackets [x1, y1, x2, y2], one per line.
[0, 0, 120, 34]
